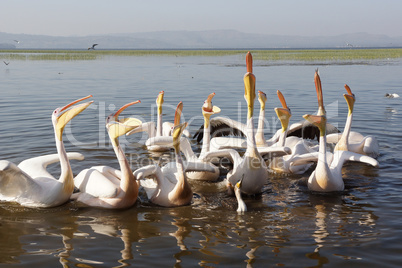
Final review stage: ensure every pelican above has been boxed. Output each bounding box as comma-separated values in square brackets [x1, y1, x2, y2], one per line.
[134, 102, 194, 207]
[210, 52, 269, 212]
[326, 85, 379, 158]
[0, 96, 93, 207]
[72, 101, 142, 209]
[127, 91, 190, 152]
[88, 44, 98, 50]
[302, 113, 378, 192]
[293, 74, 379, 192]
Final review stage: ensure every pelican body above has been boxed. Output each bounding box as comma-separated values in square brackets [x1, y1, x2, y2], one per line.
[73, 101, 142, 209]
[135, 102, 194, 207]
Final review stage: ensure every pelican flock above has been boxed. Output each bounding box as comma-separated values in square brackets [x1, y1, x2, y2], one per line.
[0, 52, 380, 211]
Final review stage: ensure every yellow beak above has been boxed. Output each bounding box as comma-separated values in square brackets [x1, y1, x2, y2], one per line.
[55, 95, 93, 141]
[156, 91, 164, 115]
[314, 70, 325, 116]
[172, 122, 188, 151]
[343, 84, 355, 116]
[275, 107, 291, 133]
[258, 90, 267, 110]
[107, 100, 142, 140]
[303, 114, 327, 136]
[244, 73, 256, 119]
[108, 117, 142, 140]
[174, 101, 184, 127]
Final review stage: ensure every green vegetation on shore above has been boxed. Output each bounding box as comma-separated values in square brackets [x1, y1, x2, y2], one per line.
[1, 48, 402, 62]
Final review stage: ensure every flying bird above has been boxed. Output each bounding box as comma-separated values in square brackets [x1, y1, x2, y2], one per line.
[3, 61, 9, 65]
[13, 40, 19, 43]
[88, 44, 98, 50]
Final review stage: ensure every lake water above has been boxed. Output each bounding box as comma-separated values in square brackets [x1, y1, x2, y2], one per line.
[0, 52, 401, 267]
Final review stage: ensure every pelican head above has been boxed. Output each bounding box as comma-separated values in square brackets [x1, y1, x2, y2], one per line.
[343, 84, 355, 116]
[303, 114, 327, 137]
[106, 101, 142, 141]
[156, 91, 164, 115]
[53, 95, 93, 141]
[202, 93, 221, 127]
[258, 90, 267, 110]
[244, 52, 256, 119]
[275, 90, 292, 132]
[314, 69, 325, 116]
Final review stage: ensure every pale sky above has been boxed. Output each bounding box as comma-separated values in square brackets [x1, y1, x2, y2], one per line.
[2, 0, 402, 37]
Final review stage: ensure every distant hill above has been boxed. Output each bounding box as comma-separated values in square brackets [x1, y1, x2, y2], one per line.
[1, 30, 402, 49]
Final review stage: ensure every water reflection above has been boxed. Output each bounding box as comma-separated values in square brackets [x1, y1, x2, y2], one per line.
[306, 192, 378, 266]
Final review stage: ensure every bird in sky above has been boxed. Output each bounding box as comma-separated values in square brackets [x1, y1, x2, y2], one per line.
[3, 61, 10, 65]
[88, 44, 98, 50]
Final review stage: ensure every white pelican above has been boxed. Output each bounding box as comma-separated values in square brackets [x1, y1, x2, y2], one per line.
[127, 91, 190, 152]
[269, 90, 317, 174]
[72, 101, 142, 209]
[302, 113, 379, 192]
[326, 85, 379, 158]
[0, 95, 93, 207]
[134, 102, 195, 207]
[218, 52, 269, 212]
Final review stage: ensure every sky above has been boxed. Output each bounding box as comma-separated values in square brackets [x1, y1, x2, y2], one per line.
[2, 0, 402, 37]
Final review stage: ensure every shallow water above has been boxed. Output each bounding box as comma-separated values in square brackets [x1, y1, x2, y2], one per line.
[0, 53, 401, 267]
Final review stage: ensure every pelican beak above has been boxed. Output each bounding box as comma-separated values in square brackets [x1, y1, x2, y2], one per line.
[202, 92, 216, 113]
[314, 69, 325, 116]
[156, 91, 164, 115]
[343, 84, 355, 115]
[244, 53, 256, 119]
[202, 93, 221, 128]
[275, 107, 291, 133]
[277, 90, 288, 109]
[303, 114, 327, 136]
[55, 95, 93, 141]
[258, 90, 267, 110]
[173, 101, 184, 127]
[107, 101, 142, 140]
[235, 176, 243, 189]
[172, 122, 188, 152]
[275, 90, 291, 132]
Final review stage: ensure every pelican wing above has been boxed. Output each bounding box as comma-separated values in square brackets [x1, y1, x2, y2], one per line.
[201, 149, 242, 165]
[0, 160, 42, 201]
[331, 151, 379, 169]
[286, 120, 340, 141]
[184, 161, 217, 173]
[290, 152, 319, 167]
[193, 116, 246, 143]
[258, 146, 291, 159]
[18, 152, 84, 179]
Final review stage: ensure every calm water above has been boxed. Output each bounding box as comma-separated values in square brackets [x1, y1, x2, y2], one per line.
[0, 53, 401, 267]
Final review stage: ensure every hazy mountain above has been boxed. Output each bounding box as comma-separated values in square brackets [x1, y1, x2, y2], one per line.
[1, 30, 401, 49]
